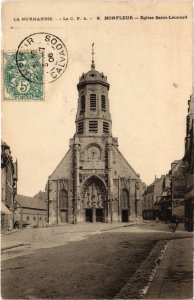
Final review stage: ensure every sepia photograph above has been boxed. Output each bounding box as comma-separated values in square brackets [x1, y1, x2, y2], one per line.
[1, 0, 193, 299]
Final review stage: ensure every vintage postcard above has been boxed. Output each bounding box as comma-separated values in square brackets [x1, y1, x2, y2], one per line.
[1, 0, 193, 299]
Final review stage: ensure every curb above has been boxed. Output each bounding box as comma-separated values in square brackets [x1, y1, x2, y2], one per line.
[114, 240, 168, 299]
[1, 228, 25, 236]
[101, 222, 144, 232]
[1, 242, 31, 251]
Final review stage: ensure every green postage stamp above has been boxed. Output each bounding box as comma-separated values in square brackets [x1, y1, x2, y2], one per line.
[3, 51, 44, 100]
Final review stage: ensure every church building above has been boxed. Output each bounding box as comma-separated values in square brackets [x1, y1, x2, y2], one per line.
[47, 48, 143, 224]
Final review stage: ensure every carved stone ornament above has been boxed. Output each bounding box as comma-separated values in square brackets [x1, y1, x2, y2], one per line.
[79, 174, 90, 183]
[74, 144, 81, 151]
[98, 174, 106, 181]
[58, 179, 68, 190]
[121, 177, 130, 188]
[88, 86, 97, 91]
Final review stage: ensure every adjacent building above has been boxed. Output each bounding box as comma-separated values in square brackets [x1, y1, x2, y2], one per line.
[142, 175, 165, 220]
[1, 141, 18, 229]
[170, 160, 185, 219]
[47, 55, 143, 224]
[158, 174, 171, 221]
[14, 193, 47, 228]
[183, 94, 194, 230]
[143, 160, 186, 222]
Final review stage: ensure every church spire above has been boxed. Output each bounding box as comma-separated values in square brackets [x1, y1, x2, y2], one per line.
[91, 43, 95, 70]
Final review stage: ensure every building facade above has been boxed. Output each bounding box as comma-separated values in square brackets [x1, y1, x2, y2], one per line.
[171, 160, 185, 219]
[142, 176, 165, 220]
[183, 94, 194, 231]
[47, 57, 143, 224]
[1, 142, 17, 229]
[14, 194, 47, 228]
[153, 160, 185, 222]
[158, 174, 171, 221]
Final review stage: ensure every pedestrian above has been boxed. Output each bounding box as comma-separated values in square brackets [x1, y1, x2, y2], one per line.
[169, 214, 177, 232]
[175, 216, 179, 228]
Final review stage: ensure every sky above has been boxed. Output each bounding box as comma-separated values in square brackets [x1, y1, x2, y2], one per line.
[2, 1, 192, 196]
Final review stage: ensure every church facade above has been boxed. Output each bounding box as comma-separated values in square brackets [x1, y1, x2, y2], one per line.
[47, 55, 143, 224]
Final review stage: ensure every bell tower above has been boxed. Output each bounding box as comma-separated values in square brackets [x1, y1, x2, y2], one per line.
[75, 44, 112, 136]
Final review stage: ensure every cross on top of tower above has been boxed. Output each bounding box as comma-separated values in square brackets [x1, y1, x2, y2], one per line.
[91, 43, 95, 70]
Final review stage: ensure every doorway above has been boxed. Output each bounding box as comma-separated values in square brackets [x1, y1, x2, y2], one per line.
[60, 210, 67, 223]
[96, 209, 103, 222]
[122, 210, 129, 222]
[86, 209, 93, 222]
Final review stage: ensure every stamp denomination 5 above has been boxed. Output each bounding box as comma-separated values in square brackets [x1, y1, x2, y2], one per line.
[3, 52, 43, 100]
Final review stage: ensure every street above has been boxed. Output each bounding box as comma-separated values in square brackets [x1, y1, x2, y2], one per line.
[1, 222, 193, 299]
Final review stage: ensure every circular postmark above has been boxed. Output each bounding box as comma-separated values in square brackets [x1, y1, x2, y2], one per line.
[16, 32, 68, 83]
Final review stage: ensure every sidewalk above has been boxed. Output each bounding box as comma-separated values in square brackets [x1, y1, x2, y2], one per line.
[145, 237, 193, 299]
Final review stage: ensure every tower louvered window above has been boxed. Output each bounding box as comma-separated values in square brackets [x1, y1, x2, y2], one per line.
[90, 94, 96, 110]
[89, 120, 98, 133]
[80, 95, 85, 113]
[101, 95, 106, 111]
[103, 121, 109, 133]
[78, 121, 84, 134]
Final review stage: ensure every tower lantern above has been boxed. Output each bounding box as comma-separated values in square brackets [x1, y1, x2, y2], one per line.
[76, 46, 111, 137]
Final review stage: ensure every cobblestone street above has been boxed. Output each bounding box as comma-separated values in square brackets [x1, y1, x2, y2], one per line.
[1, 222, 193, 299]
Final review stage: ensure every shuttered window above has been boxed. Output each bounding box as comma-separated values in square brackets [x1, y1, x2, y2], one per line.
[78, 121, 84, 134]
[101, 95, 106, 111]
[103, 121, 109, 133]
[89, 120, 98, 133]
[90, 94, 96, 110]
[80, 95, 85, 113]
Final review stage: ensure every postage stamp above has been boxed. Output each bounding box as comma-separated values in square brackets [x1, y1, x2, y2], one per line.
[16, 32, 68, 83]
[3, 51, 44, 100]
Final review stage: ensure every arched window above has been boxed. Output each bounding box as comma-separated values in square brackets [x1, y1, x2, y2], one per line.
[121, 189, 129, 208]
[59, 189, 68, 210]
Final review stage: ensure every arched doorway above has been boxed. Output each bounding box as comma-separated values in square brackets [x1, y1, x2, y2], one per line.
[81, 175, 107, 222]
[120, 188, 130, 222]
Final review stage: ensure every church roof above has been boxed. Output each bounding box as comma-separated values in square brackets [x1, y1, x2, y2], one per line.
[77, 45, 109, 89]
[15, 194, 46, 210]
[79, 68, 108, 82]
[33, 190, 47, 200]
[77, 67, 109, 89]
